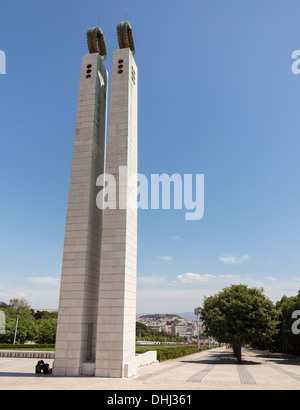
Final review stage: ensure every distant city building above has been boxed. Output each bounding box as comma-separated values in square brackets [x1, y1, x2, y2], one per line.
[148, 325, 163, 332]
[171, 325, 187, 337]
[137, 314, 201, 341]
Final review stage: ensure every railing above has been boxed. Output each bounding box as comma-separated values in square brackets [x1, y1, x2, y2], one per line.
[0, 350, 55, 359]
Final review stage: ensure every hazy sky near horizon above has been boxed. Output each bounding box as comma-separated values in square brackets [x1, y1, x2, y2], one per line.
[1, 0, 300, 313]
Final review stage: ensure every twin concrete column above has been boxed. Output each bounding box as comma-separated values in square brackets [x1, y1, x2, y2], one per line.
[54, 48, 138, 377]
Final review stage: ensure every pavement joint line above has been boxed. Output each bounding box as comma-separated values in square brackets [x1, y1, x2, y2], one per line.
[236, 365, 256, 385]
[187, 364, 215, 383]
[135, 363, 186, 381]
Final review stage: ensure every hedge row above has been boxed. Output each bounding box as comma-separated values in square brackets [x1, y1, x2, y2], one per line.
[0, 344, 55, 350]
[136, 345, 205, 361]
[156, 346, 199, 361]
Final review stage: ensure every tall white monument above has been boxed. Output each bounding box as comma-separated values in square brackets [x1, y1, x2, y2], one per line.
[54, 22, 138, 377]
[95, 44, 138, 378]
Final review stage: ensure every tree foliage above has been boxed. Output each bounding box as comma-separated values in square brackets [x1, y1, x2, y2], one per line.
[273, 291, 300, 355]
[0, 299, 57, 344]
[35, 319, 57, 343]
[199, 284, 279, 362]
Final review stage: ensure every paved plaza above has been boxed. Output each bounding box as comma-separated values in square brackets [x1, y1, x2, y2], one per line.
[0, 347, 299, 390]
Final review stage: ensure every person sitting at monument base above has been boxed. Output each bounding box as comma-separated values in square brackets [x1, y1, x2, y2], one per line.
[35, 360, 52, 374]
[41, 362, 52, 374]
[35, 360, 44, 374]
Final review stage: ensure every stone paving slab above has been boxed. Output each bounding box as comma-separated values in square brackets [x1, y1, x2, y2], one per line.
[0, 347, 299, 390]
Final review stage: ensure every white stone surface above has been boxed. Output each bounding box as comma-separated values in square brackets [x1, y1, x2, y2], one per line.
[95, 48, 138, 378]
[54, 53, 108, 377]
[54, 48, 138, 378]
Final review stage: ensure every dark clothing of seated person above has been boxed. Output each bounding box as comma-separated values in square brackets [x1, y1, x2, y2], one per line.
[35, 360, 52, 374]
[35, 360, 44, 374]
[41, 363, 52, 374]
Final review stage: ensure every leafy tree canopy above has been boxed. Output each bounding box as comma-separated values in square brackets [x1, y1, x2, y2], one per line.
[198, 284, 279, 362]
[0, 298, 57, 344]
[274, 291, 300, 355]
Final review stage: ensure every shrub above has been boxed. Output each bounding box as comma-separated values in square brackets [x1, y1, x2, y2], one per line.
[0, 343, 55, 350]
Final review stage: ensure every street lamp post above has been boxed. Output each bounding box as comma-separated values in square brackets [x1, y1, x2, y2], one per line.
[13, 308, 21, 345]
[194, 307, 200, 352]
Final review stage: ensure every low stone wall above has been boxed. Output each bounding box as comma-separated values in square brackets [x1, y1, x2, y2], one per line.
[124, 350, 158, 378]
[135, 351, 158, 367]
[0, 350, 55, 359]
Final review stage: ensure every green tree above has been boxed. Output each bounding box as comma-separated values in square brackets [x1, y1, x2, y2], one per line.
[9, 298, 31, 311]
[198, 284, 279, 363]
[274, 290, 300, 355]
[36, 319, 57, 343]
[33, 310, 58, 320]
[0, 298, 38, 343]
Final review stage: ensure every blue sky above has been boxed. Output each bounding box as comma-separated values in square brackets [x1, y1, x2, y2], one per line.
[0, 0, 300, 313]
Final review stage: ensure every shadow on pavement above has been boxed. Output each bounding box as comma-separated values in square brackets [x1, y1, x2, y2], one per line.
[0, 372, 45, 377]
[248, 348, 300, 366]
[181, 348, 261, 366]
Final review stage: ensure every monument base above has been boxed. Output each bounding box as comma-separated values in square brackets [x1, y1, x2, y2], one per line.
[53, 351, 157, 378]
[124, 351, 158, 378]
